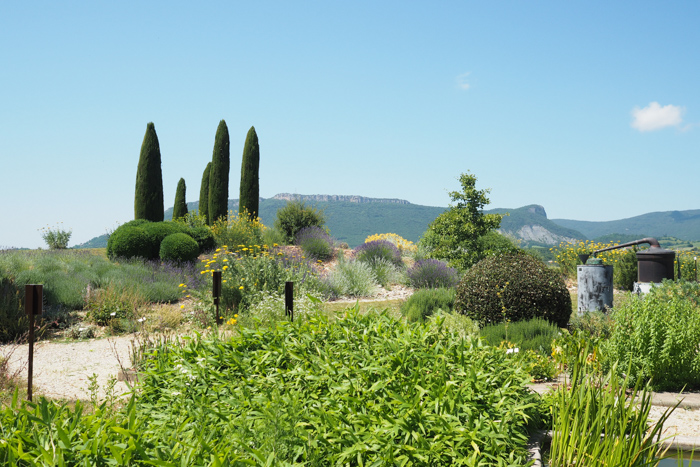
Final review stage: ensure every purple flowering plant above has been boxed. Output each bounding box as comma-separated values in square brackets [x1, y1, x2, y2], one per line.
[407, 259, 459, 289]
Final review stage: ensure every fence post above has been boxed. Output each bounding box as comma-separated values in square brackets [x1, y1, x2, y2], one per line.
[285, 281, 294, 322]
[25, 284, 43, 402]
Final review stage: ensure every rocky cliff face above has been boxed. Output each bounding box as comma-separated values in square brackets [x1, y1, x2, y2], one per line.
[271, 193, 410, 205]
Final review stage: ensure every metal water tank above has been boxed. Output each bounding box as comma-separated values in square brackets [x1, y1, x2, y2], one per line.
[637, 246, 675, 282]
[577, 261, 613, 314]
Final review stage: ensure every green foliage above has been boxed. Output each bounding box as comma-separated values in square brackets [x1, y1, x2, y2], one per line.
[353, 239, 403, 267]
[106, 226, 152, 259]
[38, 222, 72, 249]
[568, 310, 615, 339]
[401, 287, 456, 322]
[159, 233, 199, 263]
[140, 221, 189, 258]
[211, 210, 266, 249]
[274, 199, 326, 244]
[480, 317, 561, 355]
[421, 172, 503, 270]
[172, 177, 188, 220]
[198, 161, 211, 225]
[365, 257, 404, 289]
[0, 311, 539, 465]
[239, 125, 260, 219]
[187, 225, 216, 253]
[84, 282, 139, 326]
[134, 122, 164, 222]
[208, 119, 230, 223]
[0, 276, 29, 343]
[603, 280, 700, 391]
[476, 230, 520, 257]
[549, 339, 673, 466]
[455, 251, 572, 328]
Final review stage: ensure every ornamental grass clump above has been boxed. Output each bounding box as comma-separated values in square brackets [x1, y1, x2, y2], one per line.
[295, 226, 335, 260]
[401, 287, 456, 322]
[323, 254, 378, 298]
[407, 258, 459, 289]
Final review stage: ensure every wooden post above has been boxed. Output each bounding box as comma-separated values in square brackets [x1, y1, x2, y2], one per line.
[213, 271, 222, 324]
[25, 284, 42, 402]
[285, 281, 293, 322]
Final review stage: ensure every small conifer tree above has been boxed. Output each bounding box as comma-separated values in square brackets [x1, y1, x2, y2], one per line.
[208, 120, 230, 223]
[239, 126, 260, 219]
[199, 162, 212, 225]
[173, 178, 188, 220]
[134, 122, 164, 221]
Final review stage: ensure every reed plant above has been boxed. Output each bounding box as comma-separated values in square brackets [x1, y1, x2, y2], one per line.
[549, 338, 675, 466]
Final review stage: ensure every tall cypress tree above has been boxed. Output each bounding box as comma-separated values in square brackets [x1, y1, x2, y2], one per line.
[134, 122, 164, 221]
[239, 126, 260, 219]
[173, 178, 188, 220]
[208, 120, 230, 223]
[199, 162, 212, 225]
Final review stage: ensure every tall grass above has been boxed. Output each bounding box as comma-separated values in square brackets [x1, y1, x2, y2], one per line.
[480, 317, 562, 355]
[400, 287, 456, 322]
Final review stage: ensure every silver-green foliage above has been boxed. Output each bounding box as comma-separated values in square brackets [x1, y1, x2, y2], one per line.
[603, 280, 700, 391]
[326, 256, 378, 297]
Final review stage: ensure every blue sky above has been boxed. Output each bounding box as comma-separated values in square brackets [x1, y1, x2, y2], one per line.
[2, 1, 698, 249]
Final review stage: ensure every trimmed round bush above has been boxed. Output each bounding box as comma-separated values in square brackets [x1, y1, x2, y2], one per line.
[188, 226, 216, 253]
[455, 251, 571, 328]
[107, 226, 153, 260]
[353, 240, 402, 267]
[407, 259, 459, 289]
[159, 233, 200, 263]
[142, 222, 189, 259]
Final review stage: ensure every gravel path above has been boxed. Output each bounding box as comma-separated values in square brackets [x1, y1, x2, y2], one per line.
[2, 336, 135, 401]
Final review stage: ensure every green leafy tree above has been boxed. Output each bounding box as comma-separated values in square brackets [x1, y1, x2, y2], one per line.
[274, 199, 326, 244]
[199, 162, 212, 225]
[173, 178, 188, 220]
[239, 126, 260, 219]
[208, 120, 230, 223]
[421, 172, 503, 270]
[134, 122, 164, 221]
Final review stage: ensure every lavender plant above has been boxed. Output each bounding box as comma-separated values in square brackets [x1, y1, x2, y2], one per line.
[295, 226, 335, 260]
[353, 240, 402, 267]
[406, 259, 459, 289]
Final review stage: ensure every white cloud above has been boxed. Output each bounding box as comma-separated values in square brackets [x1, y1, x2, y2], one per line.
[631, 102, 685, 132]
[456, 72, 471, 90]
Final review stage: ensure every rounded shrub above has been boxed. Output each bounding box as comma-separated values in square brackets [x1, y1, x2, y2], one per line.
[274, 200, 325, 244]
[188, 226, 216, 253]
[353, 240, 402, 267]
[142, 222, 189, 259]
[406, 259, 459, 289]
[107, 226, 153, 260]
[159, 233, 200, 263]
[455, 251, 571, 328]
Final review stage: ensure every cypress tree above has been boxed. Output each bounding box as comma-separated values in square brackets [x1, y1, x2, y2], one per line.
[134, 122, 164, 221]
[199, 162, 212, 225]
[239, 126, 260, 219]
[173, 178, 188, 220]
[208, 120, 230, 223]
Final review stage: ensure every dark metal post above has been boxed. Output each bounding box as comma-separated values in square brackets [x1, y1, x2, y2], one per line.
[213, 271, 222, 324]
[285, 281, 293, 322]
[695, 256, 698, 282]
[25, 284, 42, 402]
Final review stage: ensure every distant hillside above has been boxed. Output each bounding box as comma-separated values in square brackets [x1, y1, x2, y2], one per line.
[76, 195, 700, 250]
[552, 210, 700, 241]
[486, 205, 586, 247]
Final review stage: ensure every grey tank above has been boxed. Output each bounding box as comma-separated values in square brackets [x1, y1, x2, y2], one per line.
[577, 264, 613, 314]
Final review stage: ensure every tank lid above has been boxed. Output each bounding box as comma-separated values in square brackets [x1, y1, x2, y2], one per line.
[636, 246, 675, 256]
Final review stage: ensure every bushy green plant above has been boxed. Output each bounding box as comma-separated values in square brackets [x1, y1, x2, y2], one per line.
[134, 122, 164, 222]
[295, 226, 335, 260]
[186, 225, 216, 253]
[455, 251, 572, 328]
[84, 282, 140, 326]
[211, 210, 265, 248]
[603, 280, 700, 391]
[569, 310, 615, 339]
[480, 317, 561, 355]
[172, 177, 188, 220]
[140, 221, 189, 257]
[0, 276, 29, 343]
[0, 311, 541, 465]
[274, 199, 325, 244]
[401, 287, 456, 322]
[106, 225, 153, 259]
[159, 233, 199, 263]
[38, 223, 72, 249]
[239, 126, 260, 219]
[208, 119, 230, 223]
